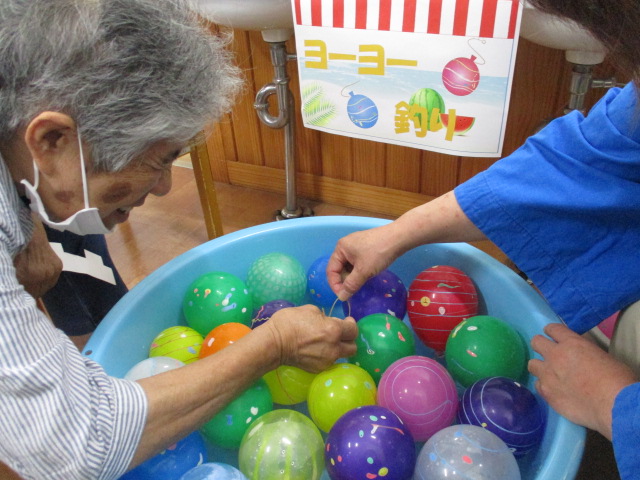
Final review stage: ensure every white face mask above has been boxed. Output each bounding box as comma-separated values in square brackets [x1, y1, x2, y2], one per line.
[20, 132, 112, 236]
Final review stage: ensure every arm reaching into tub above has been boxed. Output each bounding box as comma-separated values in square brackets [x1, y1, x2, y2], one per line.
[130, 305, 357, 470]
[529, 323, 638, 440]
[327, 191, 487, 301]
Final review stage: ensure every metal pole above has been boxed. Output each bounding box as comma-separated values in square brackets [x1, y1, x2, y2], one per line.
[253, 41, 313, 220]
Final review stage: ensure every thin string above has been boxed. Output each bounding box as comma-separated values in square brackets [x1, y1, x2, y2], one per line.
[340, 80, 360, 97]
[329, 296, 351, 318]
[467, 37, 487, 65]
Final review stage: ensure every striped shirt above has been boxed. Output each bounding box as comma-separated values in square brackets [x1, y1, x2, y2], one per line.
[0, 158, 148, 479]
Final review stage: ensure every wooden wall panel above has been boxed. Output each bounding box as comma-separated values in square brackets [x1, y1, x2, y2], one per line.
[419, 152, 460, 197]
[352, 138, 386, 187]
[228, 31, 264, 166]
[320, 134, 353, 180]
[203, 26, 622, 216]
[385, 145, 422, 193]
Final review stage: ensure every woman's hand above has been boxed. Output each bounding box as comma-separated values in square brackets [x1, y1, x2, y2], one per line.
[327, 224, 401, 301]
[265, 305, 358, 372]
[13, 216, 62, 298]
[327, 191, 488, 302]
[529, 323, 638, 439]
[134, 304, 358, 466]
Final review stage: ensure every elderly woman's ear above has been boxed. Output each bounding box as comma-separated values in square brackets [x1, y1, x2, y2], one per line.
[23, 112, 78, 178]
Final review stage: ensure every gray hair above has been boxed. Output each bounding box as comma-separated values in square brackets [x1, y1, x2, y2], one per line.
[0, 0, 242, 171]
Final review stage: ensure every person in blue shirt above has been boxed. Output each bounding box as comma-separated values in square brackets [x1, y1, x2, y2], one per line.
[0, 2, 358, 479]
[328, 1, 640, 478]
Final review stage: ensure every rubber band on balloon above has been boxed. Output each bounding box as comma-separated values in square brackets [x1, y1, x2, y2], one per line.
[467, 38, 486, 65]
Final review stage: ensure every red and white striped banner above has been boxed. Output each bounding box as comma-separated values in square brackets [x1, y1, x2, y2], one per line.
[293, 0, 519, 38]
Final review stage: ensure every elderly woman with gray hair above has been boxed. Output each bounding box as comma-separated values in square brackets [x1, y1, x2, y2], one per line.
[0, 1, 358, 479]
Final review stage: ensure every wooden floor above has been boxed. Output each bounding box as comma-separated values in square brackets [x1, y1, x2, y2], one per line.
[106, 163, 398, 287]
[106, 162, 507, 288]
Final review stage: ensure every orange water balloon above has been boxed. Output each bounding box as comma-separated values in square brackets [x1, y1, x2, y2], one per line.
[199, 322, 251, 359]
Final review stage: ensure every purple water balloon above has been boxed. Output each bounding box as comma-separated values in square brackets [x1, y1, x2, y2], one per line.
[251, 299, 296, 329]
[342, 269, 407, 321]
[458, 376, 545, 456]
[325, 405, 416, 480]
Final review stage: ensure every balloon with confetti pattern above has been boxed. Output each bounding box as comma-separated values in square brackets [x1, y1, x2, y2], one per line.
[342, 269, 407, 321]
[200, 378, 273, 449]
[348, 313, 415, 384]
[407, 265, 478, 354]
[183, 271, 253, 336]
[307, 363, 377, 433]
[325, 405, 416, 480]
[307, 255, 339, 311]
[414, 424, 521, 479]
[149, 325, 203, 364]
[445, 315, 528, 388]
[199, 322, 252, 359]
[251, 299, 296, 329]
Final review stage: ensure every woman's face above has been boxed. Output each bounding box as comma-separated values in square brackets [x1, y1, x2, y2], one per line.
[84, 141, 183, 230]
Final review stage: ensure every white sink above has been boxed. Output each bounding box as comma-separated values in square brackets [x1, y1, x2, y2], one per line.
[195, 0, 294, 42]
[195, 0, 607, 62]
[520, 2, 607, 64]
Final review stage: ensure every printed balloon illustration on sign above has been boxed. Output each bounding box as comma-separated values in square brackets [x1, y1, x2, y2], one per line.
[441, 39, 486, 97]
[347, 91, 379, 128]
[442, 55, 481, 96]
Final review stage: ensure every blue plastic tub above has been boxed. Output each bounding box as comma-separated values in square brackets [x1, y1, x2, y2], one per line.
[85, 216, 585, 479]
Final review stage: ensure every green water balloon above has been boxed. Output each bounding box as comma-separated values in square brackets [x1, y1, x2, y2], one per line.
[445, 315, 528, 387]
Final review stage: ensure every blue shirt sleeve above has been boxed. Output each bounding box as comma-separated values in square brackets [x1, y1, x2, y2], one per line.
[455, 83, 640, 480]
[613, 383, 640, 479]
[455, 82, 640, 334]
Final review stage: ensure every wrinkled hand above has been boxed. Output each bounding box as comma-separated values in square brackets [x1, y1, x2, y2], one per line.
[13, 216, 62, 298]
[265, 305, 358, 373]
[529, 323, 637, 439]
[327, 224, 401, 301]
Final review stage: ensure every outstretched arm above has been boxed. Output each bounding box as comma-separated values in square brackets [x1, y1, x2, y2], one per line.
[327, 191, 487, 301]
[131, 305, 357, 468]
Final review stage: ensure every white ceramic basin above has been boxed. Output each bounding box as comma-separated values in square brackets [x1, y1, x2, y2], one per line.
[195, 0, 294, 42]
[520, 2, 607, 64]
[195, 0, 607, 62]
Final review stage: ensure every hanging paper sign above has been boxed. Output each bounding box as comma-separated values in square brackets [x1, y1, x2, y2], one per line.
[292, 0, 522, 157]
